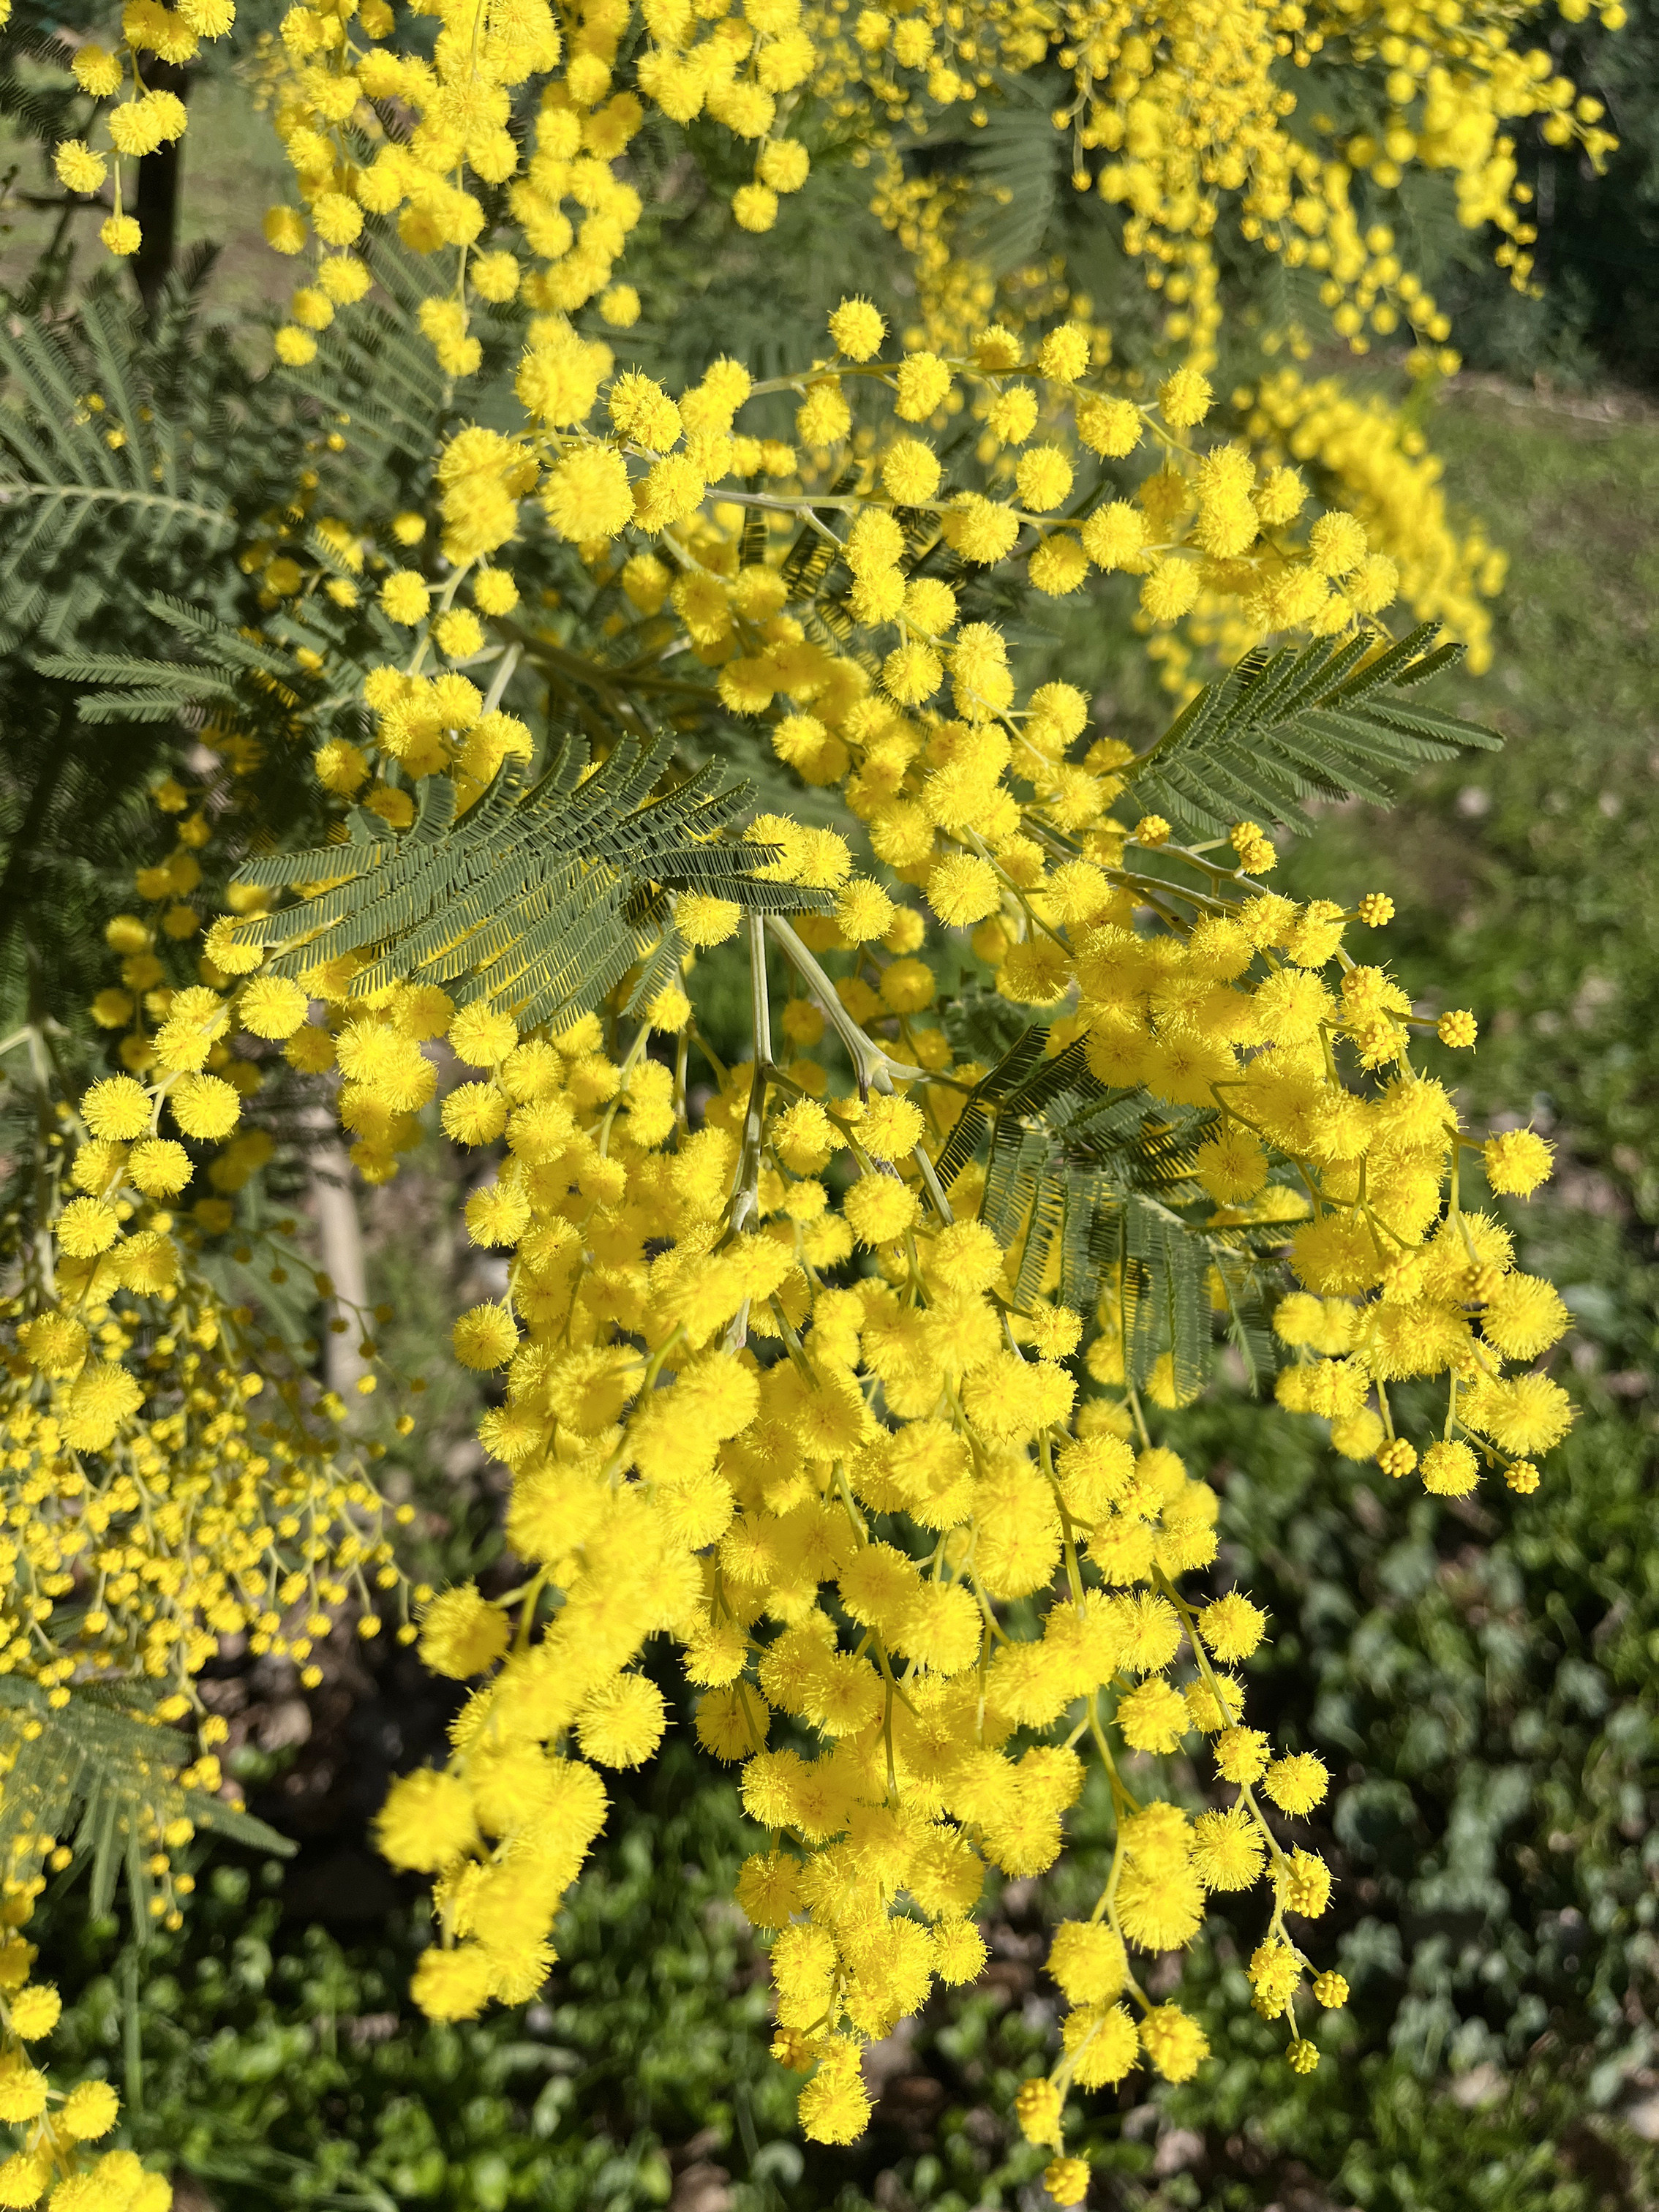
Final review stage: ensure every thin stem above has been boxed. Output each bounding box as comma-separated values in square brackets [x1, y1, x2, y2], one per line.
[912, 1140, 955, 1224]
[764, 917, 925, 1095]
[481, 642, 522, 715]
[727, 916, 774, 1241]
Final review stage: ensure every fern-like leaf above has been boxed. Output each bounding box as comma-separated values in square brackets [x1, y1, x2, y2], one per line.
[233, 739, 832, 1030]
[1124, 622, 1499, 838]
[930, 1020, 1273, 1396]
[0, 1679, 291, 1925]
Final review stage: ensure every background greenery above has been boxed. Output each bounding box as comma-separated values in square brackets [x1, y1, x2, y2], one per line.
[3, 12, 1657, 2211]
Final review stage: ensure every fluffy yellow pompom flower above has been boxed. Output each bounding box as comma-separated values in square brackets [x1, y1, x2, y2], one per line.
[178, 0, 236, 36]
[127, 1137, 191, 1196]
[56, 1197, 120, 1258]
[1080, 501, 1148, 568]
[1061, 2001, 1139, 2087]
[80, 1075, 150, 1141]
[843, 1173, 919, 1246]
[943, 492, 1019, 564]
[168, 1072, 240, 1140]
[835, 879, 895, 943]
[1047, 1920, 1127, 2005]
[1076, 394, 1142, 456]
[1308, 510, 1368, 576]
[881, 437, 940, 503]
[1015, 445, 1072, 512]
[1420, 1438, 1479, 1494]
[1263, 1752, 1329, 1815]
[857, 1094, 923, 1161]
[925, 853, 1000, 928]
[932, 1918, 988, 1984]
[895, 351, 953, 421]
[18, 1312, 88, 1376]
[380, 571, 431, 623]
[1197, 1592, 1266, 1661]
[418, 1584, 510, 1679]
[55, 140, 107, 194]
[796, 2043, 871, 2145]
[1192, 1805, 1266, 1892]
[0, 2064, 48, 2123]
[1139, 2004, 1210, 2082]
[1140, 560, 1200, 622]
[448, 1001, 519, 1066]
[108, 92, 186, 157]
[238, 974, 308, 1038]
[1029, 534, 1088, 595]
[828, 297, 885, 361]
[577, 1675, 668, 1767]
[759, 140, 809, 191]
[473, 567, 519, 615]
[72, 43, 123, 96]
[542, 444, 634, 542]
[263, 205, 307, 253]
[64, 1361, 143, 1451]
[1483, 1127, 1554, 1195]
[60, 2081, 120, 2142]
[1117, 1678, 1189, 1754]
[681, 889, 748, 942]
[731, 182, 778, 231]
[375, 1768, 481, 1871]
[1038, 322, 1090, 381]
[1156, 367, 1213, 427]
[1479, 1374, 1573, 1454]
[7, 1985, 61, 2040]
[772, 1098, 836, 1173]
[438, 1085, 506, 1148]
[453, 1304, 519, 1369]
[410, 1946, 493, 2022]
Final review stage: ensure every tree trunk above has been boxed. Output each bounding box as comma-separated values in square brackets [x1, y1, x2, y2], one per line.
[304, 1107, 370, 1410]
[132, 62, 189, 315]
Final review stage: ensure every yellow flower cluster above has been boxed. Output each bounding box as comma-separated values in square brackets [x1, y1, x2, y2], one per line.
[22, 0, 1592, 2187]
[268, 296, 1494, 770]
[812, 0, 1618, 361]
[217, 0, 1618, 680]
[50, 0, 239, 259]
[0, 772, 413, 1836]
[1170, 364, 1510, 680]
[0, 764, 418, 2207]
[1, 1136, 406, 1704]
[0, 1913, 167, 2212]
[203, 716, 1563, 2184]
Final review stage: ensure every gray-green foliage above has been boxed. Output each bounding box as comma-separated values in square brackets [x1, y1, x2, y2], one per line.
[0, 263, 305, 1023]
[1125, 622, 1497, 840]
[931, 1017, 1277, 1402]
[0, 1679, 291, 1926]
[233, 741, 830, 1033]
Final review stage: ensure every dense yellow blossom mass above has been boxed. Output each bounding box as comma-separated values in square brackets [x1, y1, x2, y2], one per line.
[0, 0, 1603, 2197]
[53, 0, 1613, 677]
